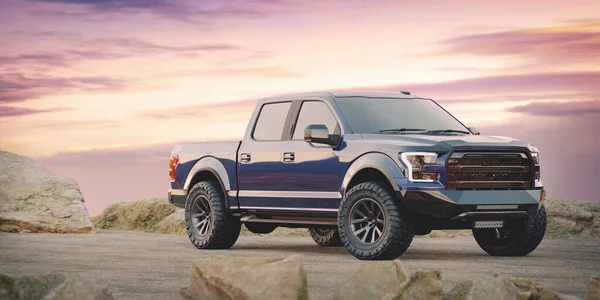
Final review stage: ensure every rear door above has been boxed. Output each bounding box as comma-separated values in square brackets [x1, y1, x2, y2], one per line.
[236, 101, 293, 209]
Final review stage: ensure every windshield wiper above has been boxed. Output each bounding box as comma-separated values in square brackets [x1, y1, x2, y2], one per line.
[425, 129, 472, 135]
[379, 128, 427, 134]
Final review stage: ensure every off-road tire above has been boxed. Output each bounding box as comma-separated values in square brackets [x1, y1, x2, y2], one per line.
[338, 182, 414, 260]
[244, 223, 278, 234]
[309, 228, 343, 247]
[185, 181, 241, 249]
[472, 205, 547, 256]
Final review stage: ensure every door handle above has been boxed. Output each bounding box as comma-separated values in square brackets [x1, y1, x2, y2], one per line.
[240, 153, 251, 163]
[283, 152, 295, 162]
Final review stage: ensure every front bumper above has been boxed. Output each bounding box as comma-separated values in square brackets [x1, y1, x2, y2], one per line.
[397, 189, 545, 219]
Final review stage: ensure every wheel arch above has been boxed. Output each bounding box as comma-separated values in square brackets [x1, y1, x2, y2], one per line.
[184, 156, 231, 209]
[341, 152, 404, 196]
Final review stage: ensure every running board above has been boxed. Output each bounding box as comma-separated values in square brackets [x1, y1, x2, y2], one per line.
[240, 215, 337, 226]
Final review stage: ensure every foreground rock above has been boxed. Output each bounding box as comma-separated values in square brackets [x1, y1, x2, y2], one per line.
[0, 273, 115, 299]
[179, 255, 308, 300]
[0, 151, 94, 233]
[334, 260, 443, 300]
[444, 274, 518, 300]
[334, 260, 409, 300]
[510, 277, 582, 300]
[590, 276, 600, 300]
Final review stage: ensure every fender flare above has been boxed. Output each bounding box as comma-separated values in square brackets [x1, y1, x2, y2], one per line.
[184, 156, 231, 192]
[341, 152, 405, 195]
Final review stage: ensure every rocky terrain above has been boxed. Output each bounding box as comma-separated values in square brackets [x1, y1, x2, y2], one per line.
[0, 151, 94, 233]
[93, 197, 599, 239]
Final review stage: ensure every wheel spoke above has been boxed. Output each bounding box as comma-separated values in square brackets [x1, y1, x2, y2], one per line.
[375, 226, 382, 237]
[361, 202, 372, 216]
[353, 226, 369, 236]
[361, 227, 371, 243]
[351, 218, 367, 224]
[370, 227, 377, 243]
[192, 213, 203, 219]
[354, 209, 368, 219]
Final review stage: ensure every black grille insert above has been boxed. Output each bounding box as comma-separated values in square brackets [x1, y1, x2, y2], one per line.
[446, 151, 532, 190]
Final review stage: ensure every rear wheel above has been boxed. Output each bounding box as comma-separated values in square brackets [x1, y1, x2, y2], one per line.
[338, 182, 414, 260]
[185, 181, 241, 249]
[309, 228, 343, 247]
[472, 205, 547, 256]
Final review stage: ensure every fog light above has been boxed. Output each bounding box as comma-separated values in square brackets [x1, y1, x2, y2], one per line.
[473, 220, 504, 229]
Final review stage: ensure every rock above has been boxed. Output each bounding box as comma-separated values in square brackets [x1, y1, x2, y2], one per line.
[590, 276, 600, 300]
[444, 274, 518, 300]
[92, 198, 177, 233]
[510, 278, 567, 299]
[384, 270, 443, 300]
[544, 197, 595, 238]
[155, 209, 186, 235]
[0, 151, 94, 233]
[334, 259, 409, 300]
[179, 255, 308, 300]
[0, 273, 115, 299]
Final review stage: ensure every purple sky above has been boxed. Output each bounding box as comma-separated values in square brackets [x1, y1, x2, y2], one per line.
[1, 0, 599, 215]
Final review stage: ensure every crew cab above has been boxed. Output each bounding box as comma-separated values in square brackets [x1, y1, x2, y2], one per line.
[168, 91, 546, 260]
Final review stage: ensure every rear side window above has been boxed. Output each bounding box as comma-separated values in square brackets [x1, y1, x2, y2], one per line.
[292, 101, 338, 139]
[252, 102, 292, 140]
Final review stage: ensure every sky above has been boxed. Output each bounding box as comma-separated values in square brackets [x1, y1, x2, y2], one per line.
[1, 0, 599, 216]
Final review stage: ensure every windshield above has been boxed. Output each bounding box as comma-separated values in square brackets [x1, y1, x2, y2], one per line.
[335, 97, 469, 134]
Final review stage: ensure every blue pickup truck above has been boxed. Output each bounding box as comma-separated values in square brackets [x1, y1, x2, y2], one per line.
[168, 91, 546, 260]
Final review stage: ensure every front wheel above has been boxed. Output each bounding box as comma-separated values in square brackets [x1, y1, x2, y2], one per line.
[338, 182, 414, 260]
[472, 205, 547, 256]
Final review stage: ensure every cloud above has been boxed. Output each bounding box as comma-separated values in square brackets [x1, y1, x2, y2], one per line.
[89, 38, 241, 54]
[29, 0, 292, 23]
[0, 106, 70, 117]
[0, 73, 129, 103]
[143, 98, 258, 119]
[168, 66, 304, 79]
[507, 100, 600, 117]
[349, 71, 600, 99]
[441, 21, 600, 65]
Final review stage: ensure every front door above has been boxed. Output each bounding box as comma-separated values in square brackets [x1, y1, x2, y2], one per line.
[277, 100, 341, 211]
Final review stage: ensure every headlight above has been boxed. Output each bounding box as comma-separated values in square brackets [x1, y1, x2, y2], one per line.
[400, 152, 438, 182]
[531, 152, 540, 165]
[531, 151, 540, 181]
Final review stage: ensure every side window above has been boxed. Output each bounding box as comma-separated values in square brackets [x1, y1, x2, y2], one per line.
[252, 102, 292, 140]
[292, 101, 338, 140]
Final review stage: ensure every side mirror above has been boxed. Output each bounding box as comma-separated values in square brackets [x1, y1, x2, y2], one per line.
[304, 124, 340, 147]
[468, 127, 480, 135]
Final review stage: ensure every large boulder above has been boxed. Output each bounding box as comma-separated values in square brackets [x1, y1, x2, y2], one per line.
[334, 260, 410, 300]
[0, 151, 93, 233]
[180, 255, 308, 300]
[0, 273, 115, 300]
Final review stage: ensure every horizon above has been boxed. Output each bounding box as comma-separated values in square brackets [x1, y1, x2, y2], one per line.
[1, 0, 599, 216]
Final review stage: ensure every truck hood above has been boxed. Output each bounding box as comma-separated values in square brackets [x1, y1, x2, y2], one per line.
[357, 133, 532, 152]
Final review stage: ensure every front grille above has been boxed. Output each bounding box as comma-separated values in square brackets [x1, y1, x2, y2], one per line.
[446, 151, 532, 190]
